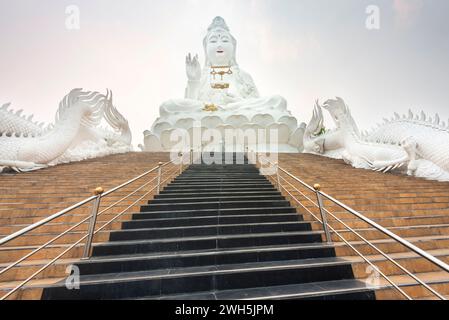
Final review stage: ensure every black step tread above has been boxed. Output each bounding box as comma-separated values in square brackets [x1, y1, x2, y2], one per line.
[149, 195, 284, 203]
[160, 187, 278, 193]
[168, 181, 269, 183]
[80, 243, 335, 264]
[95, 230, 323, 247]
[179, 174, 259, 176]
[143, 200, 289, 207]
[122, 214, 303, 229]
[140, 202, 291, 213]
[108, 222, 314, 241]
[126, 213, 300, 224]
[116, 221, 312, 232]
[165, 182, 272, 186]
[73, 243, 338, 276]
[174, 177, 267, 180]
[44, 257, 352, 287]
[151, 279, 375, 300]
[92, 231, 324, 255]
[168, 182, 272, 186]
[134, 207, 297, 219]
[137, 207, 296, 215]
[121, 214, 304, 232]
[156, 191, 281, 197]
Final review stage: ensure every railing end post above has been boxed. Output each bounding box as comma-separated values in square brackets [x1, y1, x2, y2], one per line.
[179, 153, 184, 174]
[156, 162, 163, 194]
[314, 183, 332, 244]
[94, 187, 104, 196]
[82, 188, 103, 259]
[275, 162, 281, 190]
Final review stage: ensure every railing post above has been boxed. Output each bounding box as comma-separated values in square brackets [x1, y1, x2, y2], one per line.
[82, 187, 104, 259]
[190, 149, 193, 165]
[314, 184, 333, 244]
[157, 162, 163, 194]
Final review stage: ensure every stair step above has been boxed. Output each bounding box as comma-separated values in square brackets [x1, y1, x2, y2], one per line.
[122, 213, 303, 229]
[140, 200, 291, 212]
[109, 222, 313, 241]
[149, 195, 284, 204]
[151, 279, 376, 300]
[92, 231, 324, 256]
[163, 184, 276, 190]
[40, 257, 354, 300]
[134, 207, 298, 219]
[74, 243, 336, 276]
[174, 176, 267, 181]
[155, 191, 282, 198]
[160, 187, 278, 194]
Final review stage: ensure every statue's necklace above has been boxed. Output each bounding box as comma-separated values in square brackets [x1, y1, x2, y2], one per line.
[210, 66, 233, 81]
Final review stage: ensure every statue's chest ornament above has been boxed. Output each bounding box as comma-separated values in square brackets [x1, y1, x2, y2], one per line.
[210, 66, 232, 90]
[210, 66, 233, 80]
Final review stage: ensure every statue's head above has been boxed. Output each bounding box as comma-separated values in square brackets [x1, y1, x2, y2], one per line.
[203, 17, 237, 67]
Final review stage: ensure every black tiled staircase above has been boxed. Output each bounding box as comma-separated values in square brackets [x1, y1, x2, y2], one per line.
[41, 153, 375, 300]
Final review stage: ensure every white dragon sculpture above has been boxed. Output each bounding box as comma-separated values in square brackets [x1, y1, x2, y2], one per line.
[304, 97, 449, 182]
[0, 88, 132, 172]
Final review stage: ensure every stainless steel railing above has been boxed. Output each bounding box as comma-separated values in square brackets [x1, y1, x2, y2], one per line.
[0, 153, 189, 300]
[257, 154, 449, 300]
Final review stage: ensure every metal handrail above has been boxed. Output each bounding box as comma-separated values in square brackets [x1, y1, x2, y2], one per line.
[0, 174, 165, 281]
[320, 190, 449, 274]
[257, 154, 449, 300]
[0, 161, 171, 247]
[0, 153, 188, 300]
[0, 196, 97, 247]
[273, 167, 443, 299]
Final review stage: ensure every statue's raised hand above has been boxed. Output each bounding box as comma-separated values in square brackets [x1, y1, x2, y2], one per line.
[186, 53, 201, 81]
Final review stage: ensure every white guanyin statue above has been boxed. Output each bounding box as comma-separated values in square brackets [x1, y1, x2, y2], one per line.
[141, 16, 305, 152]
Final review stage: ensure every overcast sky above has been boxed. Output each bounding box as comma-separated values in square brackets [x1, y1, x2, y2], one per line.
[1, 0, 448, 145]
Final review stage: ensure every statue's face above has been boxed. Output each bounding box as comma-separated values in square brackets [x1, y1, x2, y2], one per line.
[206, 29, 234, 66]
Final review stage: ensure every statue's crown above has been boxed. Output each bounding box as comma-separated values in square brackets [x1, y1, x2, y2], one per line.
[208, 16, 229, 32]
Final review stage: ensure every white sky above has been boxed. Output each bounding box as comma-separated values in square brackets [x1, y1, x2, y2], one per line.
[1, 0, 449, 146]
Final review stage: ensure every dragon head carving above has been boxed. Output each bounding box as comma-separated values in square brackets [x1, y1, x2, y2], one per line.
[322, 97, 360, 137]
